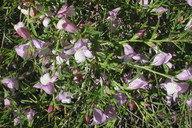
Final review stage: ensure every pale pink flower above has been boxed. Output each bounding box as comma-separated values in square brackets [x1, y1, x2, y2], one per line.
[57, 3, 76, 18]
[155, 7, 168, 18]
[91, 108, 108, 125]
[106, 7, 122, 32]
[32, 38, 52, 49]
[25, 109, 35, 121]
[118, 44, 148, 64]
[43, 17, 50, 27]
[161, 79, 189, 103]
[4, 96, 12, 108]
[176, 68, 192, 80]
[14, 22, 30, 39]
[2, 78, 18, 94]
[186, 98, 192, 111]
[187, 0, 192, 6]
[56, 91, 72, 104]
[55, 52, 69, 65]
[114, 93, 127, 106]
[57, 17, 77, 33]
[90, 105, 117, 126]
[64, 39, 93, 63]
[136, 0, 148, 5]
[152, 52, 172, 67]
[129, 78, 148, 90]
[15, 43, 30, 59]
[33, 73, 58, 95]
[14, 117, 20, 125]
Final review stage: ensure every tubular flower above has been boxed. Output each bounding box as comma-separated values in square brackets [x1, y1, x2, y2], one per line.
[90, 105, 117, 126]
[106, 7, 122, 32]
[57, 3, 76, 18]
[25, 109, 35, 121]
[15, 43, 30, 59]
[4, 94, 12, 108]
[56, 91, 72, 104]
[57, 17, 77, 33]
[187, 0, 192, 6]
[64, 39, 93, 63]
[161, 79, 189, 103]
[33, 73, 58, 95]
[176, 68, 192, 80]
[136, 0, 148, 5]
[118, 44, 148, 64]
[187, 98, 192, 111]
[151, 52, 172, 68]
[14, 22, 30, 39]
[155, 7, 168, 18]
[129, 78, 148, 90]
[2, 78, 19, 94]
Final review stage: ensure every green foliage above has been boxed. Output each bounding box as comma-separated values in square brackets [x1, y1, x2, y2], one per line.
[0, 0, 192, 128]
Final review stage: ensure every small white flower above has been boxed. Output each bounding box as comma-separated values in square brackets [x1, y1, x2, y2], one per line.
[57, 19, 66, 30]
[74, 49, 86, 63]
[56, 56, 64, 65]
[40, 73, 51, 85]
[14, 22, 25, 31]
[61, 98, 71, 104]
[164, 83, 180, 96]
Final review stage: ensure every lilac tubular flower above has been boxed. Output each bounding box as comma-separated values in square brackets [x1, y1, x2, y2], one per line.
[4, 98, 12, 108]
[155, 7, 168, 18]
[56, 91, 72, 104]
[43, 17, 50, 27]
[108, 7, 121, 18]
[57, 3, 76, 18]
[14, 117, 20, 125]
[129, 78, 148, 90]
[118, 44, 148, 64]
[64, 39, 93, 63]
[57, 17, 77, 33]
[2, 78, 19, 94]
[187, 0, 192, 6]
[15, 43, 30, 59]
[136, 0, 148, 5]
[114, 93, 127, 106]
[91, 108, 109, 125]
[106, 7, 121, 32]
[176, 68, 192, 80]
[166, 96, 172, 106]
[32, 38, 52, 49]
[33, 73, 58, 95]
[91, 105, 117, 126]
[56, 52, 69, 65]
[161, 79, 189, 102]
[152, 52, 172, 67]
[187, 98, 192, 111]
[25, 109, 35, 121]
[118, 44, 136, 63]
[14, 22, 30, 39]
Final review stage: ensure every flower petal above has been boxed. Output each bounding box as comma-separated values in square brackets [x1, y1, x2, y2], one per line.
[92, 108, 108, 125]
[74, 49, 86, 63]
[41, 83, 55, 95]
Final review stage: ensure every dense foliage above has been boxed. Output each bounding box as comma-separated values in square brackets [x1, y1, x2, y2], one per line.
[0, 0, 191, 127]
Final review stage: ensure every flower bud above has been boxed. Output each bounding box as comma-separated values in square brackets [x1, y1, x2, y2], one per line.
[84, 114, 90, 124]
[14, 22, 30, 39]
[129, 101, 136, 110]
